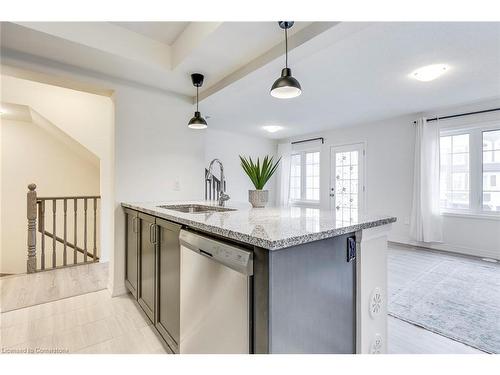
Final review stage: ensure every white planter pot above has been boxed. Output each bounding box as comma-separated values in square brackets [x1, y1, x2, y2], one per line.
[248, 190, 269, 208]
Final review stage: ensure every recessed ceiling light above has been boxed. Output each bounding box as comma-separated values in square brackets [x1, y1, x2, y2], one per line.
[410, 64, 450, 82]
[262, 125, 283, 133]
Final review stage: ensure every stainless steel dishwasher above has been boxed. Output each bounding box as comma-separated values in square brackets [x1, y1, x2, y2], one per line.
[179, 229, 253, 354]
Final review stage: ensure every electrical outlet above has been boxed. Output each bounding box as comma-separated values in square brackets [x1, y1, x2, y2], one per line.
[173, 179, 180, 191]
[404, 217, 410, 225]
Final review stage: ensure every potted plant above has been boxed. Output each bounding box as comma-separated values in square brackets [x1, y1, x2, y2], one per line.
[239, 155, 281, 208]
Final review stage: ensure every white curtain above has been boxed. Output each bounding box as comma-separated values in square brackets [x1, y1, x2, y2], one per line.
[410, 117, 443, 242]
[276, 142, 292, 207]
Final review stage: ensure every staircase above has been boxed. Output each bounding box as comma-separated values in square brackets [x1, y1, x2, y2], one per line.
[26, 183, 101, 273]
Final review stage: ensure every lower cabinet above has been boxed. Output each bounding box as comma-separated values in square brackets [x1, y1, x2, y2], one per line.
[155, 218, 181, 352]
[124, 209, 181, 353]
[138, 212, 156, 322]
[124, 208, 138, 299]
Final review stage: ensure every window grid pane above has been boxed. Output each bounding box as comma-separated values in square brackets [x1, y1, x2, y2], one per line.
[483, 129, 500, 211]
[305, 152, 320, 201]
[440, 134, 470, 209]
[290, 154, 302, 201]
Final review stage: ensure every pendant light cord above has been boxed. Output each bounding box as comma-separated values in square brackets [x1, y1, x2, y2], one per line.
[285, 27, 288, 68]
[196, 86, 199, 112]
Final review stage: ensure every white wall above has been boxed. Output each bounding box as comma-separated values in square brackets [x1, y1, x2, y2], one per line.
[1, 52, 278, 295]
[1, 76, 114, 272]
[1, 119, 100, 273]
[280, 104, 500, 260]
[204, 129, 278, 204]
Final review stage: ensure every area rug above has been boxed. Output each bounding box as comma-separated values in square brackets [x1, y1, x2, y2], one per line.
[388, 249, 500, 353]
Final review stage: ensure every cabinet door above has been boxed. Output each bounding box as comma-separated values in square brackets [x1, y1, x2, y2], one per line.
[155, 218, 182, 352]
[138, 212, 156, 323]
[124, 208, 139, 299]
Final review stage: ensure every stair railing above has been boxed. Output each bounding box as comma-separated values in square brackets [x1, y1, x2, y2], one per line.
[26, 184, 101, 273]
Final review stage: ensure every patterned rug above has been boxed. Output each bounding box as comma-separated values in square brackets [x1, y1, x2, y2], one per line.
[388, 248, 500, 353]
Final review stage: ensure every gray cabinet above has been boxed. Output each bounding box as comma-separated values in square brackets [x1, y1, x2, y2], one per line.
[138, 212, 157, 322]
[155, 218, 182, 352]
[124, 209, 182, 352]
[124, 208, 138, 299]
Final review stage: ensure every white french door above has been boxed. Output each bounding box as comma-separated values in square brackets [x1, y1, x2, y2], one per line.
[330, 143, 365, 225]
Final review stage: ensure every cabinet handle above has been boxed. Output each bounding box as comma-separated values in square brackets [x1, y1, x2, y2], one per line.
[149, 223, 157, 244]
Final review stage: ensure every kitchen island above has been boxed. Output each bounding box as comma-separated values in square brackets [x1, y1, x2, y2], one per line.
[121, 200, 396, 354]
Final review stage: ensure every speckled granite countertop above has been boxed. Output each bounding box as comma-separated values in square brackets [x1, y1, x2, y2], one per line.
[121, 201, 396, 250]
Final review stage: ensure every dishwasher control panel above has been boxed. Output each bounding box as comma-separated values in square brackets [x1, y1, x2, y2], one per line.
[179, 230, 253, 275]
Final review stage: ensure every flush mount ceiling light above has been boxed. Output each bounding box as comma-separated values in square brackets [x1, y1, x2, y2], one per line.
[270, 21, 302, 99]
[262, 125, 283, 133]
[410, 64, 450, 82]
[188, 73, 208, 129]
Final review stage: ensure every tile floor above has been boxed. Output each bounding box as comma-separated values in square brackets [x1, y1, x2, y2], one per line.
[0, 289, 169, 354]
[1, 244, 491, 354]
[1, 262, 109, 312]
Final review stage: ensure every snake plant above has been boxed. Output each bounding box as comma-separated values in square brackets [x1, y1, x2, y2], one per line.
[239, 155, 281, 190]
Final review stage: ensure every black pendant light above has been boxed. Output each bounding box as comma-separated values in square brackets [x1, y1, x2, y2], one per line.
[188, 73, 208, 129]
[270, 21, 302, 99]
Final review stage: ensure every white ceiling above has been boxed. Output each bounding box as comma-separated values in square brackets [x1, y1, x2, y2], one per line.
[0, 21, 313, 97]
[1, 22, 499, 140]
[201, 22, 500, 139]
[111, 22, 189, 45]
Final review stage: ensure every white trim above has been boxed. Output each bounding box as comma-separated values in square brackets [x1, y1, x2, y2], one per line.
[389, 234, 500, 261]
[441, 211, 500, 221]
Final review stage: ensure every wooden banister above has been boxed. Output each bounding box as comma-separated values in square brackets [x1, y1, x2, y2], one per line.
[27, 184, 101, 272]
[27, 184, 37, 273]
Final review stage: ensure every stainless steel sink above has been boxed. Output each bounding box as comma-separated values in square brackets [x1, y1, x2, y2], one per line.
[157, 204, 236, 213]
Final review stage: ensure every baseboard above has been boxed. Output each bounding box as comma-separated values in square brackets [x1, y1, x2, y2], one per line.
[109, 281, 128, 297]
[388, 234, 500, 261]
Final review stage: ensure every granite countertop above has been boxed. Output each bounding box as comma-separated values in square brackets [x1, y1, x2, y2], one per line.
[121, 200, 396, 250]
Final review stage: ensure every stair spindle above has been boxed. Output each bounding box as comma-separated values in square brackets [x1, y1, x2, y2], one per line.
[93, 197, 97, 261]
[52, 199, 57, 268]
[63, 198, 68, 266]
[84, 198, 88, 263]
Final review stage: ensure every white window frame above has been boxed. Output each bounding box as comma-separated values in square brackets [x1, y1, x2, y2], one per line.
[289, 149, 321, 207]
[439, 119, 500, 219]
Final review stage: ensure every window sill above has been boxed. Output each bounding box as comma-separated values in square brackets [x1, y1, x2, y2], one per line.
[441, 211, 500, 221]
[290, 200, 321, 208]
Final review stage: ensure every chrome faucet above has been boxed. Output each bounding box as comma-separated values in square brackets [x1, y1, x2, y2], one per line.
[206, 159, 230, 206]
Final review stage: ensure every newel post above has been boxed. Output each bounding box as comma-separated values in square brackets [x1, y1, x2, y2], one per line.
[27, 183, 37, 273]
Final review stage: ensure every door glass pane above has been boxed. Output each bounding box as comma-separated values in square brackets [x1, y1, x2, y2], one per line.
[483, 130, 500, 211]
[335, 150, 360, 226]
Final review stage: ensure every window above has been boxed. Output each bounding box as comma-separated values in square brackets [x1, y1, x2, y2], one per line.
[440, 134, 470, 209]
[483, 129, 500, 212]
[439, 124, 500, 215]
[289, 151, 320, 203]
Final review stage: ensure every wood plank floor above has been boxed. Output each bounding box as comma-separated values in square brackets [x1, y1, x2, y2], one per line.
[0, 262, 108, 312]
[387, 243, 487, 354]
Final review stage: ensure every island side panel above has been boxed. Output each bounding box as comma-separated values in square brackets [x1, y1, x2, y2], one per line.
[355, 224, 392, 354]
[252, 247, 270, 354]
[266, 233, 356, 354]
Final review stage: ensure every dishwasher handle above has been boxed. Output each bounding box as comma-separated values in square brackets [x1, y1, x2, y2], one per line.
[179, 230, 253, 276]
